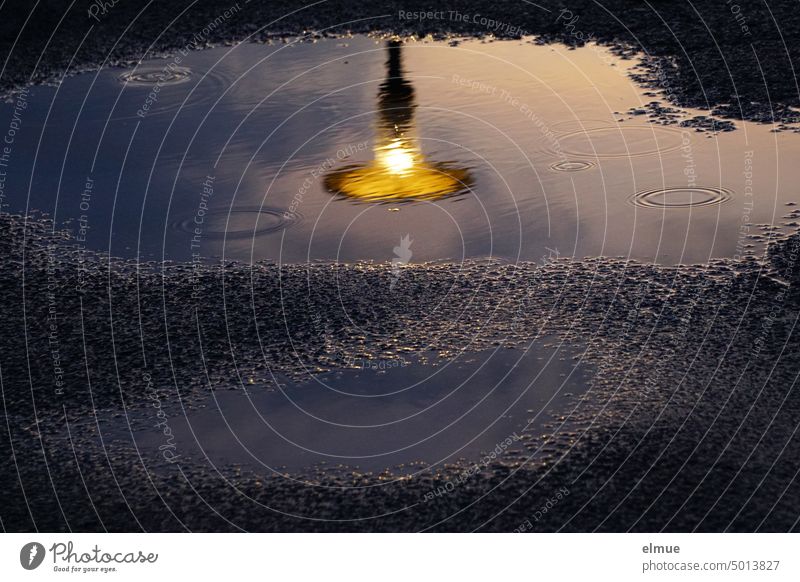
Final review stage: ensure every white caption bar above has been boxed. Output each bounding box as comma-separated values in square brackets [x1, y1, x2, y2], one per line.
[1, 533, 797, 580]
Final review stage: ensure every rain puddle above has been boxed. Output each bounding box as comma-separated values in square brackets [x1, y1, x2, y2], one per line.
[89, 342, 591, 475]
[4, 35, 800, 265]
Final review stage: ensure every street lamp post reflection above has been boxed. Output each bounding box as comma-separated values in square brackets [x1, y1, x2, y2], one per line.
[324, 40, 472, 202]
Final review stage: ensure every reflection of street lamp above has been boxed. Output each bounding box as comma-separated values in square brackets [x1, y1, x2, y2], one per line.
[324, 40, 472, 202]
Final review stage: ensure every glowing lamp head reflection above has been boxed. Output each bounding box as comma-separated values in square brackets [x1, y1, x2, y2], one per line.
[323, 40, 472, 203]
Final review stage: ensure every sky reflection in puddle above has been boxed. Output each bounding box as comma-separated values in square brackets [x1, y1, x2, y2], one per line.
[3, 35, 799, 266]
[96, 342, 591, 475]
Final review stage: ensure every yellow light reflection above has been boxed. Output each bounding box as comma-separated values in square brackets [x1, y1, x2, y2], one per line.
[379, 141, 416, 175]
[324, 40, 472, 202]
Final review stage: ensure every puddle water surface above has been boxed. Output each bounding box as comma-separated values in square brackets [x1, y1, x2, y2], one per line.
[88, 343, 590, 475]
[3, 36, 799, 266]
